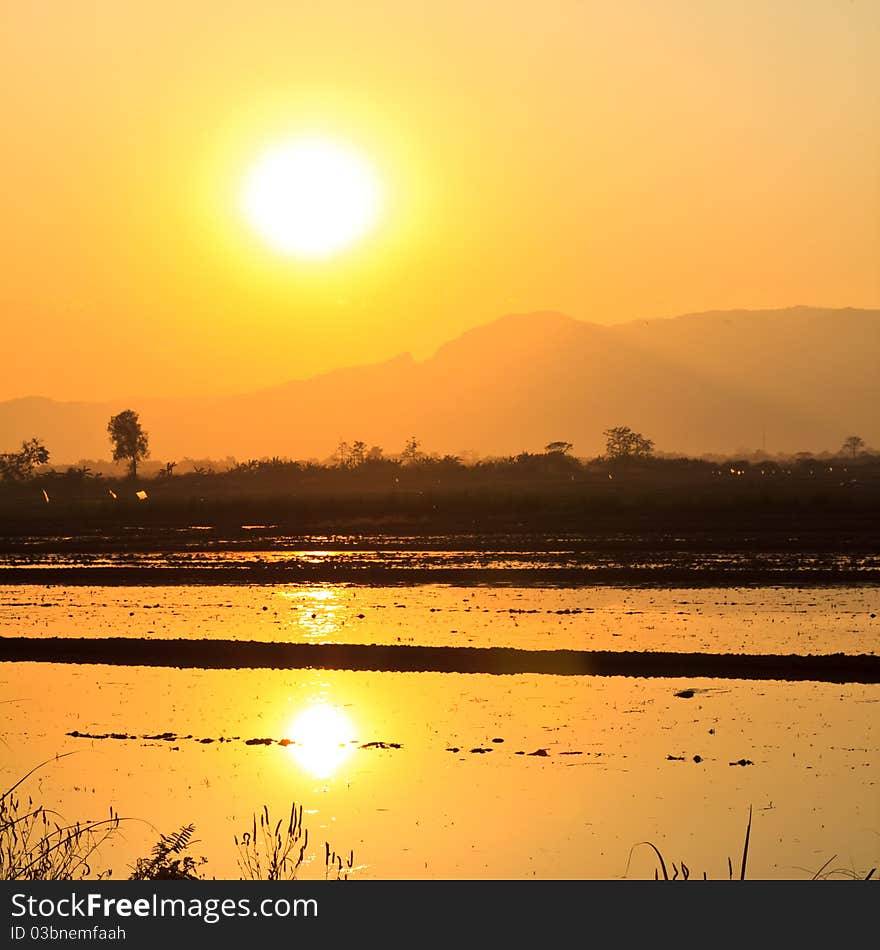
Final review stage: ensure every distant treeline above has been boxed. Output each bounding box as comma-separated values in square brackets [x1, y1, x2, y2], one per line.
[1, 421, 879, 539]
[1, 438, 879, 536]
[4, 441, 880, 492]
[2, 421, 876, 483]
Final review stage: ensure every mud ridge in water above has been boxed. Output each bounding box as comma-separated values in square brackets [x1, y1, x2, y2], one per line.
[65, 730, 402, 750]
[3, 636, 880, 683]
[63, 731, 641, 762]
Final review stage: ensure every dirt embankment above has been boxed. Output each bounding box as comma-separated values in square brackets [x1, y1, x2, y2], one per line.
[2, 637, 879, 683]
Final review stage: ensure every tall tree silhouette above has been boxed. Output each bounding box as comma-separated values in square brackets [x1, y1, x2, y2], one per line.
[841, 435, 865, 458]
[108, 410, 149, 477]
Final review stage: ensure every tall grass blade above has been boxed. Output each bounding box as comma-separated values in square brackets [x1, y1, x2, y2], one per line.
[739, 805, 752, 881]
[810, 854, 837, 881]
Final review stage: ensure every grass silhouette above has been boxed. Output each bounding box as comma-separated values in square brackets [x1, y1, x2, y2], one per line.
[2, 755, 355, 881]
[626, 807, 877, 881]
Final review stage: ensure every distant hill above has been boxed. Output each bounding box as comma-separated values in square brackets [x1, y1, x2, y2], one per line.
[1, 306, 877, 463]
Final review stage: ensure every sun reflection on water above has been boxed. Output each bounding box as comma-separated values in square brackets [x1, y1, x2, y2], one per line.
[287, 702, 357, 779]
[278, 586, 345, 641]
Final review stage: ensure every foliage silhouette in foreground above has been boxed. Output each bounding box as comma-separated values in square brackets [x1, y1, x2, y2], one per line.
[3, 757, 355, 880]
[1, 755, 119, 881]
[128, 824, 207, 881]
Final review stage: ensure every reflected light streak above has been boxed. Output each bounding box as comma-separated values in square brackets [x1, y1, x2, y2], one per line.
[278, 585, 344, 641]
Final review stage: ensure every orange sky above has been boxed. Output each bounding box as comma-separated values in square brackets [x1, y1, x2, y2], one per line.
[2, 1, 878, 401]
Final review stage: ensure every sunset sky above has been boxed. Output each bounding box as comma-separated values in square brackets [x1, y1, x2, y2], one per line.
[2, 1, 878, 401]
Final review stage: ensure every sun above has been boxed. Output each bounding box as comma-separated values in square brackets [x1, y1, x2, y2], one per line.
[242, 137, 381, 259]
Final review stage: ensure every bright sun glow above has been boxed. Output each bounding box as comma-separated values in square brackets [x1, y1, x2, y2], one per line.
[242, 138, 381, 259]
[288, 703, 357, 779]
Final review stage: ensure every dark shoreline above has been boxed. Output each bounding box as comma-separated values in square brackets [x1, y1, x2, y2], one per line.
[1, 565, 878, 587]
[3, 637, 879, 683]
[0, 485, 878, 547]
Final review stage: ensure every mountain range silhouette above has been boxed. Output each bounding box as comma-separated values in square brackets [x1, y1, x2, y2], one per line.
[1, 306, 876, 461]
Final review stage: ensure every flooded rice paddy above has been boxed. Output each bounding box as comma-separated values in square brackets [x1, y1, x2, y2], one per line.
[1, 548, 878, 879]
[2, 583, 877, 655]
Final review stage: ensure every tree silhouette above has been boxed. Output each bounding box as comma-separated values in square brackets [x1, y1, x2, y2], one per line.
[841, 435, 865, 459]
[401, 436, 422, 464]
[107, 410, 149, 478]
[544, 441, 573, 455]
[334, 440, 368, 468]
[350, 441, 368, 467]
[333, 440, 351, 468]
[0, 438, 49, 481]
[603, 426, 654, 460]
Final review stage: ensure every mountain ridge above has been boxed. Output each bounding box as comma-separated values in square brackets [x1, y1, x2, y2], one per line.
[1, 306, 877, 462]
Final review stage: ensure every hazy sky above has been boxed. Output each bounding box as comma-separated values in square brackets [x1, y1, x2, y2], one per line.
[2, 1, 878, 400]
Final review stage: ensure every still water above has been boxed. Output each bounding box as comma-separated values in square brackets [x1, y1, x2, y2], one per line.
[2, 582, 878, 879]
